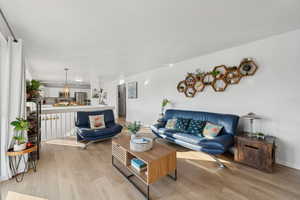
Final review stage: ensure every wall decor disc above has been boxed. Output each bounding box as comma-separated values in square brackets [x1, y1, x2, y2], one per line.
[177, 80, 187, 93]
[238, 59, 258, 76]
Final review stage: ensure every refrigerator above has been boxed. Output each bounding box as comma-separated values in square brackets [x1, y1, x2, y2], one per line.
[75, 92, 87, 105]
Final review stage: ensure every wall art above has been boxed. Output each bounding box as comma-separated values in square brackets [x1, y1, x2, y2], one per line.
[177, 58, 258, 97]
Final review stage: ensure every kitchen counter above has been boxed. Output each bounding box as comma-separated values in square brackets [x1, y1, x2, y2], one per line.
[41, 105, 114, 114]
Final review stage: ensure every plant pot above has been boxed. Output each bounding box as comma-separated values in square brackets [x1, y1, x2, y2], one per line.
[131, 134, 137, 140]
[13, 143, 26, 152]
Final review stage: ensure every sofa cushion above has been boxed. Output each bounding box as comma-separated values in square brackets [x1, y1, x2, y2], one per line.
[175, 118, 191, 131]
[172, 133, 204, 145]
[89, 115, 105, 129]
[165, 119, 177, 129]
[202, 122, 223, 138]
[186, 119, 206, 136]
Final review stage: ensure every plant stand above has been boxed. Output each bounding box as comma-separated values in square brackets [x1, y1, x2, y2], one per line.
[27, 98, 42, 160]
[6, 146, 38, 182]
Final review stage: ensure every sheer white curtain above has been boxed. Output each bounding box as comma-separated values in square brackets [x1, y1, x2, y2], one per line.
[0, 35, 26, 181]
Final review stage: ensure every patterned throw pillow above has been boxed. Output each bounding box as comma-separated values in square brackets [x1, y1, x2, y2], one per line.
[202, 122, 223, 138]
[175, 118, 191, 131]
[165, 119, 177, 129]
[186, 120, 206, 136]
[89, 115, 105, 129]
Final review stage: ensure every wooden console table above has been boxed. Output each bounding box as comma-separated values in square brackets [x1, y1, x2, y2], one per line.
[235, 133, 276, 172]
[112, 135, 177, 200]
[6, 146, 38, 182]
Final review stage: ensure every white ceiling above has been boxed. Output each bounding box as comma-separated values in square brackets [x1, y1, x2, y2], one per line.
[1, 0, 300, 82]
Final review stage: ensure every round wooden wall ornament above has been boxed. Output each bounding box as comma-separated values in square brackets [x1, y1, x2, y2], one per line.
[185, 73, 197, 87]
[177, 81, 187, 93]
[194, 80, 205, 92]
[225, 66, 241, 84]
[185, 87, 196, 98]
[213, 65, 228, 79]
[203, 72, 214, 85]
[212, 77, 228, 92]
[238, 58, 258, 76]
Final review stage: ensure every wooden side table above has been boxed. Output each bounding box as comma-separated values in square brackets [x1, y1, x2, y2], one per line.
[234, 133, 276, 172]
[6, 146, 38, 182]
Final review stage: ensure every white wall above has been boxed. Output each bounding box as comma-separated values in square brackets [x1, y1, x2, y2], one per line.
[103, 29, 300, 169]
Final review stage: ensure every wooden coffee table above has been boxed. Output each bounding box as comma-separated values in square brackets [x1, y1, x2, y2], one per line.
[112, 135, 177, 200]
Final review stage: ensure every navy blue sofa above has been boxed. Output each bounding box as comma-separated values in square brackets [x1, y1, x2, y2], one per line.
[75, 109, 123, 148]
[151, 109, 239, 167]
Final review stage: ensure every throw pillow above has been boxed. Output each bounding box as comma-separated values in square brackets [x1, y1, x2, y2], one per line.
[165, 119, 177, 129]
[202, 122, 223, 138]
[89, 115, 105, 129]
[186, 120, 206, 136]
[175, 118, 191, 131]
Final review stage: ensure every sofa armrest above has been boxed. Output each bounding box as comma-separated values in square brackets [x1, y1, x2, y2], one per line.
[151, 123, 165, 130]
[150, 123, 166, 136]
[199, 134, 233, 151]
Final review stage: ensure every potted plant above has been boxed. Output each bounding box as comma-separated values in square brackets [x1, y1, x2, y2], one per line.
[26, 80, 41, 99]
[10, 118, 29, 151]
[195, 69, 205, 81]
[125, 121, 142, 140]
[211, 70, 221, 78]
[161, 98, 171, 116]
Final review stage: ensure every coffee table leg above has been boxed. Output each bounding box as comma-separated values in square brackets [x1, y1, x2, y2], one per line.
[167, 169, 177, 181]
[147, 185, 149, 200]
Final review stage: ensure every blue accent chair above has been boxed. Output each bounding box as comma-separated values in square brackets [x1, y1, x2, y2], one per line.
[75, 109, 123, 148]
[151, 109, 239, 167]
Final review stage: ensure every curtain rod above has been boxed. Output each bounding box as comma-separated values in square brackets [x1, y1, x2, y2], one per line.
[0, 8, 17, 42]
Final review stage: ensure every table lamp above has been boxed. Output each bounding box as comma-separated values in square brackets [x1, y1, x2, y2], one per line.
[241, 112, 261, 135]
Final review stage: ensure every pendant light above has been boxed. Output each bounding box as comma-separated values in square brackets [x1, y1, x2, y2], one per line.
[63, 68, 70, 98]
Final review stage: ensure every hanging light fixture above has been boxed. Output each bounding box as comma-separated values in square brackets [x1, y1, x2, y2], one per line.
[63, 68, 70, 98]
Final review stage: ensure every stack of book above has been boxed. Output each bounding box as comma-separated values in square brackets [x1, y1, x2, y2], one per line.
[131, 158, 147, 172]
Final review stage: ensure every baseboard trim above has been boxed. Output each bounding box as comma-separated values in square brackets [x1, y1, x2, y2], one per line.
[276, 159, 300, 170]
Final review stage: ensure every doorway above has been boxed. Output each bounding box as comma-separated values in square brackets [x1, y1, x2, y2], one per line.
[117, 83, 126, 119]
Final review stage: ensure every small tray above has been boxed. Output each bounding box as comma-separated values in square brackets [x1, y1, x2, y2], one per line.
[130, 138, 153, 152]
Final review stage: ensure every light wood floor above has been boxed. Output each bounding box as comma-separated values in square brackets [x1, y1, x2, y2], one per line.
[1, 131, 300, 200]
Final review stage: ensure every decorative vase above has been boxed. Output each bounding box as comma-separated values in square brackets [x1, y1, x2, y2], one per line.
[13, 143, 26, 152]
